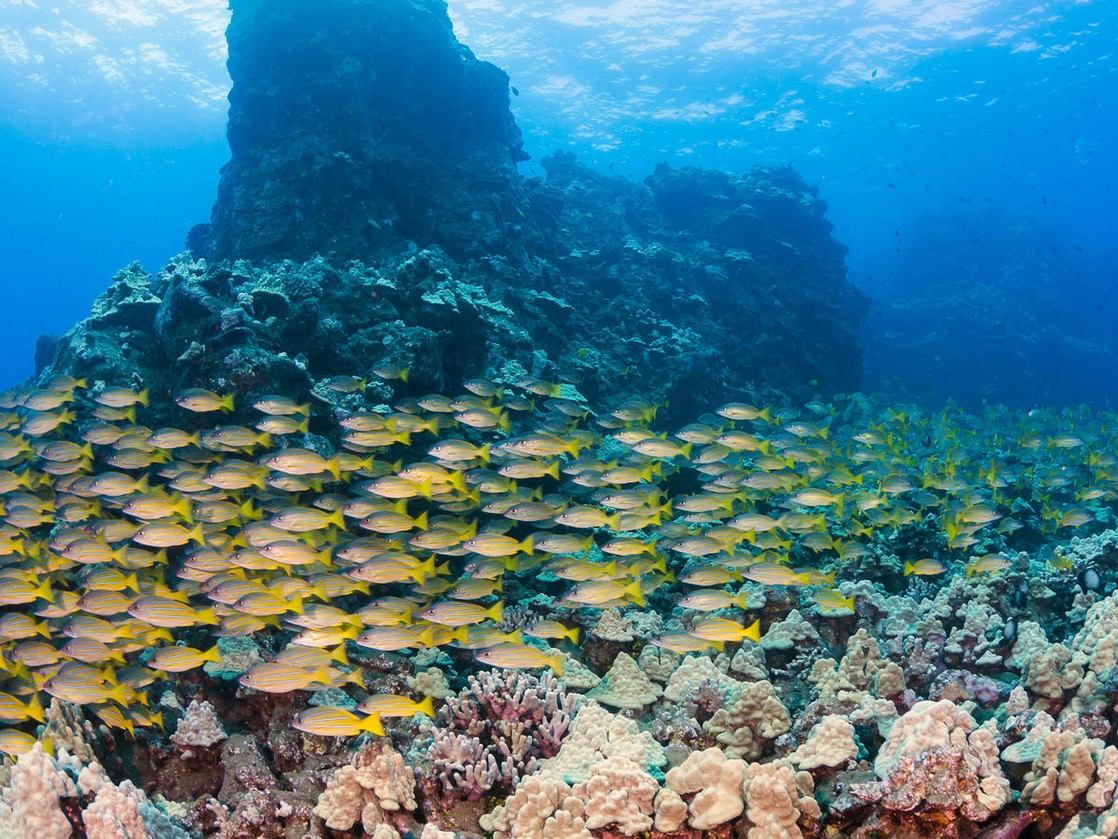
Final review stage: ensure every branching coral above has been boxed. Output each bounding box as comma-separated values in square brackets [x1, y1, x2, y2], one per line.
[426, 670, 579, 800]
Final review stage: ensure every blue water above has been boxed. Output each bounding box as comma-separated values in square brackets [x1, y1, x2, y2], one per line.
[1, 0, 1114, 404]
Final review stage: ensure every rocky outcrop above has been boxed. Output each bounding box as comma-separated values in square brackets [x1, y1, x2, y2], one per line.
[191, 0, 531, 264]
[41, 0, 867, 419]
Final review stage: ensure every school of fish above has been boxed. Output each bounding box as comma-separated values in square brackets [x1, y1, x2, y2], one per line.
[0, 372, 1108, 753]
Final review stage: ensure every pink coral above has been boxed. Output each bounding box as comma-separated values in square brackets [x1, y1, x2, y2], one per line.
[427, 670, 579, 801]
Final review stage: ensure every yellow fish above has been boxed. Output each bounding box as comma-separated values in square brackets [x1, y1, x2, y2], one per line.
[356, 694, 436, 718]
[475, 643, 565, 674]
[292, 706, 384, 737]
[175, 388, 234, 413]
[688, 617, 762, 644]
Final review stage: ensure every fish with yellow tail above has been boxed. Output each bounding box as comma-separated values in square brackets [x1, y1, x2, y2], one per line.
[175, 388, 235, 413]
[475, 643, 565, 674]
[687, 616, 762, 644]
[356, 694, 436, 718]
[904, 558, 948, 576]
[292, 707, 385, 737]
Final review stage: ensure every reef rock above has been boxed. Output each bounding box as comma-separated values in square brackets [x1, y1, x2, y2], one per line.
[192, 0, 530, 264]
[39, 0, 866, 418]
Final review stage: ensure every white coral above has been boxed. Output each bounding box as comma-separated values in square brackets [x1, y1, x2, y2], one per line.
[313, 742, 416, 832]
[170, 700, 228, 748]
[0, 742, 77, 839]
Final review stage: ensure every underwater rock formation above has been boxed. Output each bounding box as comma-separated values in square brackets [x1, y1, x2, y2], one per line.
[41, 0, 866, 420]
[191, 0, 531, 264]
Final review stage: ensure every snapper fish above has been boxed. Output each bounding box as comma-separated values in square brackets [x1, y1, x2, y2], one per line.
[148, 645, 223, 672]
[292, 706, 384, 737]
[966, 555, 1013, 576]
[419, 601, 503, 627]
[475, 643, 565, 673]
[904, 558, 947, 576]
[687, 617, 762, 644]
[356, 694, 436, 718]
[175, 388, 234, 413]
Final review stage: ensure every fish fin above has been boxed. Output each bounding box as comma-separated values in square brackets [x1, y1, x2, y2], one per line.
[743, 619, 762, 643]
[24, 692, 44, 723]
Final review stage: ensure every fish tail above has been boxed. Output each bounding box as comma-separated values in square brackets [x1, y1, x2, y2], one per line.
[23, 692, 44, 723]
[174, 495, 194, 523]
[108, 684, 133, 706]
[448, 626, 469, 645]
[625, 579, 646, 608]
[34, 579, 52, 602]
[565, 627, 580, 644]
[362, 712, 386, 736]
[416, 695, 436, 717]
[487, 602, 504, 623]
[447, 470, 467, 493]
[743, 619, 762, 643]
[412, 557, 436, 584]
[548, 651, 566, 676]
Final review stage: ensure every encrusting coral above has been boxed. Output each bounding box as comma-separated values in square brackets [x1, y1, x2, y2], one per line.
[313, 742, 417, 834]
[585, 652, 663, 710]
